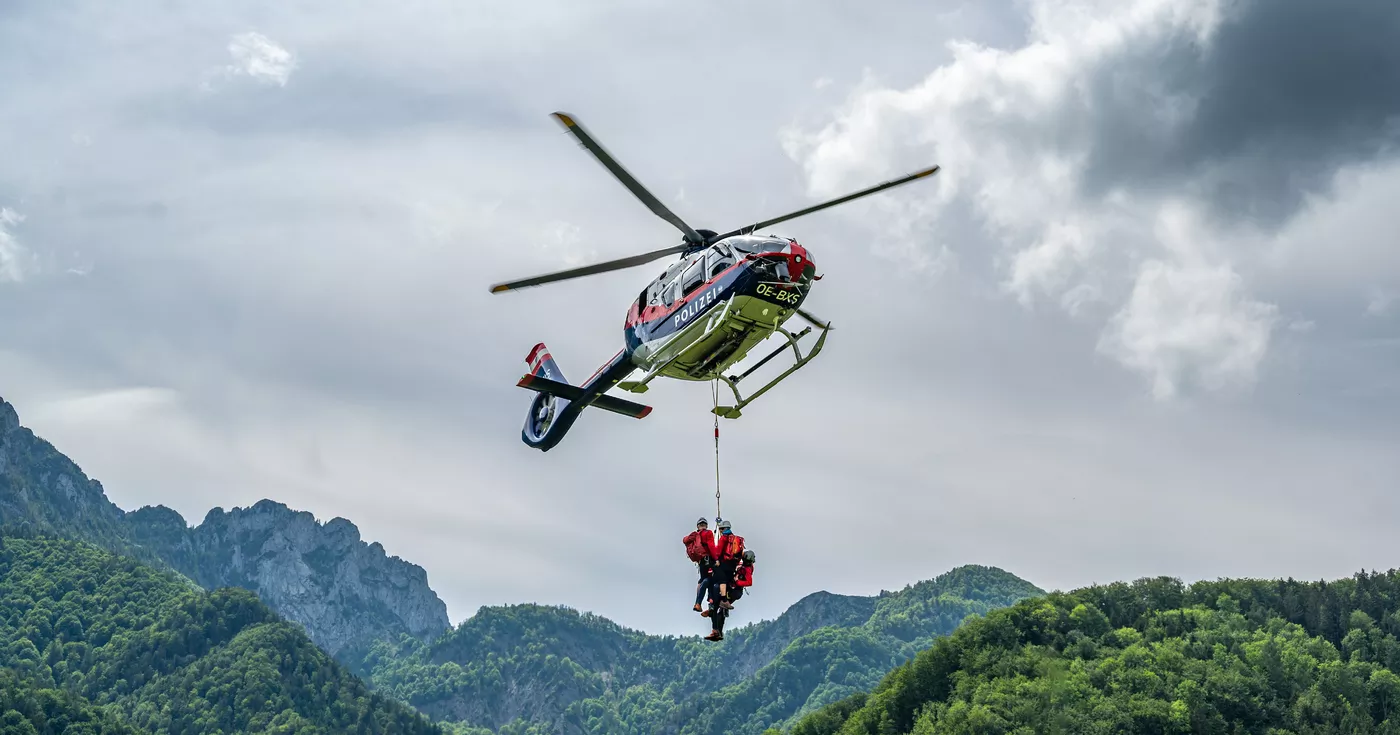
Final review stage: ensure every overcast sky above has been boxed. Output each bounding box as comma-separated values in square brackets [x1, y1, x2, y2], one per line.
[2, 0, 1398, 638]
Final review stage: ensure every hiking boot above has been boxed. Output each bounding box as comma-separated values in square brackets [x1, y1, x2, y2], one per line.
[700, 608, 711, 618]
[704, 631, 722, 641]
[692, 604, 702, 612]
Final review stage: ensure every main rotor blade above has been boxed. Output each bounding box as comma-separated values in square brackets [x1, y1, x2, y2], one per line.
[714, 165, 941, 241]
[552, 112, 705, 245]
[796, 308, 833, 330]
[489, 243, 688, 294]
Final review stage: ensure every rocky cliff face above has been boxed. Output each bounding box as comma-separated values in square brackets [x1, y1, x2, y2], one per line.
[125, 499, 450, 656]
[0, 395, 450, 658]
[0, 397, 133, 555]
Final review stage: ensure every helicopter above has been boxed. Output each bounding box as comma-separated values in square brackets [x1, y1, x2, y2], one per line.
[488, 112, 940, 451]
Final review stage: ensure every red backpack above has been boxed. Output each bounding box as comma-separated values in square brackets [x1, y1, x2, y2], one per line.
[683, 530, 713, 563]
[718, 533, 745, 562]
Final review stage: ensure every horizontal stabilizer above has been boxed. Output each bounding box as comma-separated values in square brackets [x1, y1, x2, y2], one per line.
[517, 374, 653, 419]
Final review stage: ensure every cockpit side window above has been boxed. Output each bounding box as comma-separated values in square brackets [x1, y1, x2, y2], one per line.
[681, 258, 706, 297]
[707, 245, 734, 279]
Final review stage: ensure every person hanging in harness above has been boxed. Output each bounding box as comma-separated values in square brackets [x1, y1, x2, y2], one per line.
[712, 519, 744, 611]
[704, 548, 755, 641]
[731, 549, 755, 599]
[683, 517, 720, 612]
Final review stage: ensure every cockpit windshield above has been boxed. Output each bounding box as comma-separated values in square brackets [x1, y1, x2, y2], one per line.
[724, 235, 787, 255]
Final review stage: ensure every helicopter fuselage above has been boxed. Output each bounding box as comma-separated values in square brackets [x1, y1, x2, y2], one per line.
[623, 234, 815, 381]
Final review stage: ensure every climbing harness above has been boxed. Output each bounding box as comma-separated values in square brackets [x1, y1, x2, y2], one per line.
[711, 378, 722, 520]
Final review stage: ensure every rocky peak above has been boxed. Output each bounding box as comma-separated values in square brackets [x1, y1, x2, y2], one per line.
[128, 499, 450, 657]
[0, 395, 130, 552]
[1, 398, 19, 434]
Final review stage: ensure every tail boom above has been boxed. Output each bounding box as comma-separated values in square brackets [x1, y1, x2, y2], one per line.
[517, 343, 645, 451]
[517, 374, 652, 419]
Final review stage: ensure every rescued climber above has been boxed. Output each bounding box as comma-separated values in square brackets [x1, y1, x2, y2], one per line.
[711, 519, 745, 611]
[730, 548, 755, 602]
[682, 516, 719, 612]
[705, 604, 727, 641]
[704, 549, 754, 642]
[719, 548, 756, 605]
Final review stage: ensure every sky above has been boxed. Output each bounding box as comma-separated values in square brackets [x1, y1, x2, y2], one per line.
[2, 0, 1398, 638]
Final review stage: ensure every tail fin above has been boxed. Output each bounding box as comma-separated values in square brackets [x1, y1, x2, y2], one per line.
[526, 343, 567, 383]
[516, 342, 649, 451]
[521, 343, 571, 449]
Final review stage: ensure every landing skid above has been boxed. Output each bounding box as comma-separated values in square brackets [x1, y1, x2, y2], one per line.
[712, 320, 830, 419]
[617, 298, 832, 417]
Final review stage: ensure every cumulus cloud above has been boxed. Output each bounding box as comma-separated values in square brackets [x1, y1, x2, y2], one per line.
[0, 208, 30, 283]
[1100, 258, 1277, 399]
[204, 31, 296, 89]
[782, 0, 1400, 400]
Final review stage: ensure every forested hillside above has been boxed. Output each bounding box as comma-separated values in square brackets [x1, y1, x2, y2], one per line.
[785, 571, 1400, 735]
[350, 565, 1044, 734]
[0, 530, 444, 734]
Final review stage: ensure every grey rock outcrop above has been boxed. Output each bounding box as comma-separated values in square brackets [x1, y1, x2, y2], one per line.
[1, 396, 132, 553]
[1, 394, 450, 658]
[1, 399, 18, 434]
[125, 499, 450, 656]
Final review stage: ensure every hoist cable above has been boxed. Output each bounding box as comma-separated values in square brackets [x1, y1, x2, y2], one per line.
[712, 378, 722, 521]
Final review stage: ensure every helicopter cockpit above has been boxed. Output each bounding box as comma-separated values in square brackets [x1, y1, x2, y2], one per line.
[723, 235, 788, 255]
[637, 236, 793, 315]
[644, 242, 738, 311]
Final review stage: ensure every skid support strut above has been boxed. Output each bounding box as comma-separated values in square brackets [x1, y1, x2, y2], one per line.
[711, 320, 830, 419]
[618, 298, 736, 395]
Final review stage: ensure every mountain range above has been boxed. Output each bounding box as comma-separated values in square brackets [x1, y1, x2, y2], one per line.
[0, 393, 1045, 733]
[22, 390, 1397, 735]
[350, 563, 1042, 734]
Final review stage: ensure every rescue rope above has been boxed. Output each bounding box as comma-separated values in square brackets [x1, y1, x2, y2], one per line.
[711, 378, 722, 520]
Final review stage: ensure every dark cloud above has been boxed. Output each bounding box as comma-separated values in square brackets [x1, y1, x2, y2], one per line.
[1080, 0, 1400, 226]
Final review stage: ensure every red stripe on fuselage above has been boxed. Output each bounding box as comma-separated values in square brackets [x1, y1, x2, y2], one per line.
[585, 348, 625, 386]
[624, 259, 751, 329]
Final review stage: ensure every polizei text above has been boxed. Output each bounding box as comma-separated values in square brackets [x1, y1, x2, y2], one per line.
[673, 287, 719, 328]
